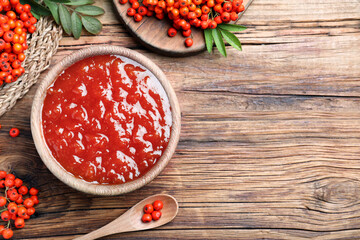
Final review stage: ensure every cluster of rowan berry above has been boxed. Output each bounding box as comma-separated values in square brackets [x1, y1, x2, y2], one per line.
[0, 0, 37, 86]
[0, 171, 39, 239]
[120, 0, 244, 47]
[142, 200, 163, 223]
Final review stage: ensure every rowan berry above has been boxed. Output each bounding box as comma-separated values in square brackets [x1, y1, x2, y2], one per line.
[142, 213, 152, 222]
[214, 15, 222, 24]
[23, 4, 31, 12]
[185, 37, 193, 47]
[0, 197, 6, 207]
[17, 207, 26, 217]
[7, 188, 19, 201]
[6, 11, 15, 20]
[14, 217, 25, 228]
[28, 187, 38, 196]
[220, 12, 230, 22]
[18, 185, 28, 195]
[127, 8, 136, 16]
[151, 210, 162, 220]
[182, 22, 190, 30]
[9, 127, 19, 137]
[3, 31, 13, 42]
[0, 171, 6, 179]
[167, 27, 177, 37]
[1, 211, 10, 221]
[24, 198, 34, 208]
[200, 20, 209, 29]
[153, 200, 164, 210]
[134, 13, 142, 22]
[17, 53, 25, 62]
[119, 0, 128, 4]
[144, 204, 154, 214]
[223, 2, 232, 12]
[209, 20, 217, 29]
[19, 12, 28, 21]
[138, 6, 147, 15]
[30, 195, 39, 205]
[182, 29, 191, 37]
[7, 202, 18, 214]
[230, 11, 238, 21]
[2, 229, 13, 239]
[15, 194, 23, 204]
[28, 25, 36, 33]
[26, 207, 35, 216]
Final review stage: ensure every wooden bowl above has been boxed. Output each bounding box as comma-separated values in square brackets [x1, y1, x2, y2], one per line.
[31, 46, 181, 195]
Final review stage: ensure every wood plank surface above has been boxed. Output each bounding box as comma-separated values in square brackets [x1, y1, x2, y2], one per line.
[0, 0, 360, 239]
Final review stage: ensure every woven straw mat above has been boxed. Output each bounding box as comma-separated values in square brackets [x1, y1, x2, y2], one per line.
[0, 17, 62, 117]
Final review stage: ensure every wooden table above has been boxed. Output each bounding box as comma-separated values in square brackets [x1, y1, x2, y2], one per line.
[0, 0, 360, 239]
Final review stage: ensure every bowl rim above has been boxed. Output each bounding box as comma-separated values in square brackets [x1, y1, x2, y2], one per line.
[31, 45, 181, 196]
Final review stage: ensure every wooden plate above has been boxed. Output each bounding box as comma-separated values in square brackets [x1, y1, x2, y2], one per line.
[113, 0, 254, 57]
[31, 45, 181, 196]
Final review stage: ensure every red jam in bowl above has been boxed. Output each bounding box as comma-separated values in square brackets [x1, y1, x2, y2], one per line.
[41, 55, 172, 184]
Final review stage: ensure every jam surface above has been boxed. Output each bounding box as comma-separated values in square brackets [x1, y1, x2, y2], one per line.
[42, 55, 172, 184]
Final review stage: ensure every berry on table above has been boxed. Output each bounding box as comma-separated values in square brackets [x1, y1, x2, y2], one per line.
[9, 127, 19, 137]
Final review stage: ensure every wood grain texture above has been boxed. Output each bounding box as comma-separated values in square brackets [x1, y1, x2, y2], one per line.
[0, 0, 359, 239]
[112, 0, 253, 56]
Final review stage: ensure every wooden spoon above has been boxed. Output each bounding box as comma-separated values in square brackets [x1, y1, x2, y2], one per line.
[74, 194, 178, 240]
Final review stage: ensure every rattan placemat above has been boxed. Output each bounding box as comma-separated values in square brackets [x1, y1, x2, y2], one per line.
[0, 17, 62, 117]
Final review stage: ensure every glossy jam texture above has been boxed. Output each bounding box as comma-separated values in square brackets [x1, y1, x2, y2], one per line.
[42, 55, 172, 184]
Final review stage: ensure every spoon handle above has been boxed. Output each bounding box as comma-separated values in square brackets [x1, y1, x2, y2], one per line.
[73, 211, 135, 240]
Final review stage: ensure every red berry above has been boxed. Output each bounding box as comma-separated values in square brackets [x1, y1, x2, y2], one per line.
[17, 207, 26, 217]
[18, 185, 28, 195]
[142, 213, 152, 223]
[0, 171, 7, 179]
[167, 27, 177, 37]
[9, 127, 19, 137]
[15, 217, 25, 228]
[29, 187, 39, 196]
[4, 179, 14, 187]
[209, 21, 217, 29]
[134, 13, 143, 22]
[151, 210, 162, 220]
[182, 29, 191, 37]
[143, 204, 154, 214]
[24, 198, 34, 208]
[14, 178, 23, 187]
[0, 197, 6, 207]
[153, 200, 164, 211]
[7, 202, 18, 215]
[30, 195, 39, 205]
[2, 229, 13, 239]
[1, 211, 10, 221]
[127, 8, 136, 16]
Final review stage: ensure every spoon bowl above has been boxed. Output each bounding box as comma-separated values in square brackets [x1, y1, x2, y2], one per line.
[74, 194, 178, 240]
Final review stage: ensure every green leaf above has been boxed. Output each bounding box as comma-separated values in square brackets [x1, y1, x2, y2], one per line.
[58, 4, 72, 35]
[204, 29, 213, 53]
[218, 24, 247, 32]
[65, 0, 94, 6]
[81, 16, 102, 35]
[212, 28, 226, 57]
[219, 28, 242, 51]
[71, 12, 82, 39]
[49, 0, 70, 2]
[31, 10, 40, 19]
[44, 0, 60, 24]
[20, 0, 51, 16]
[75, 5, 104, 16]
